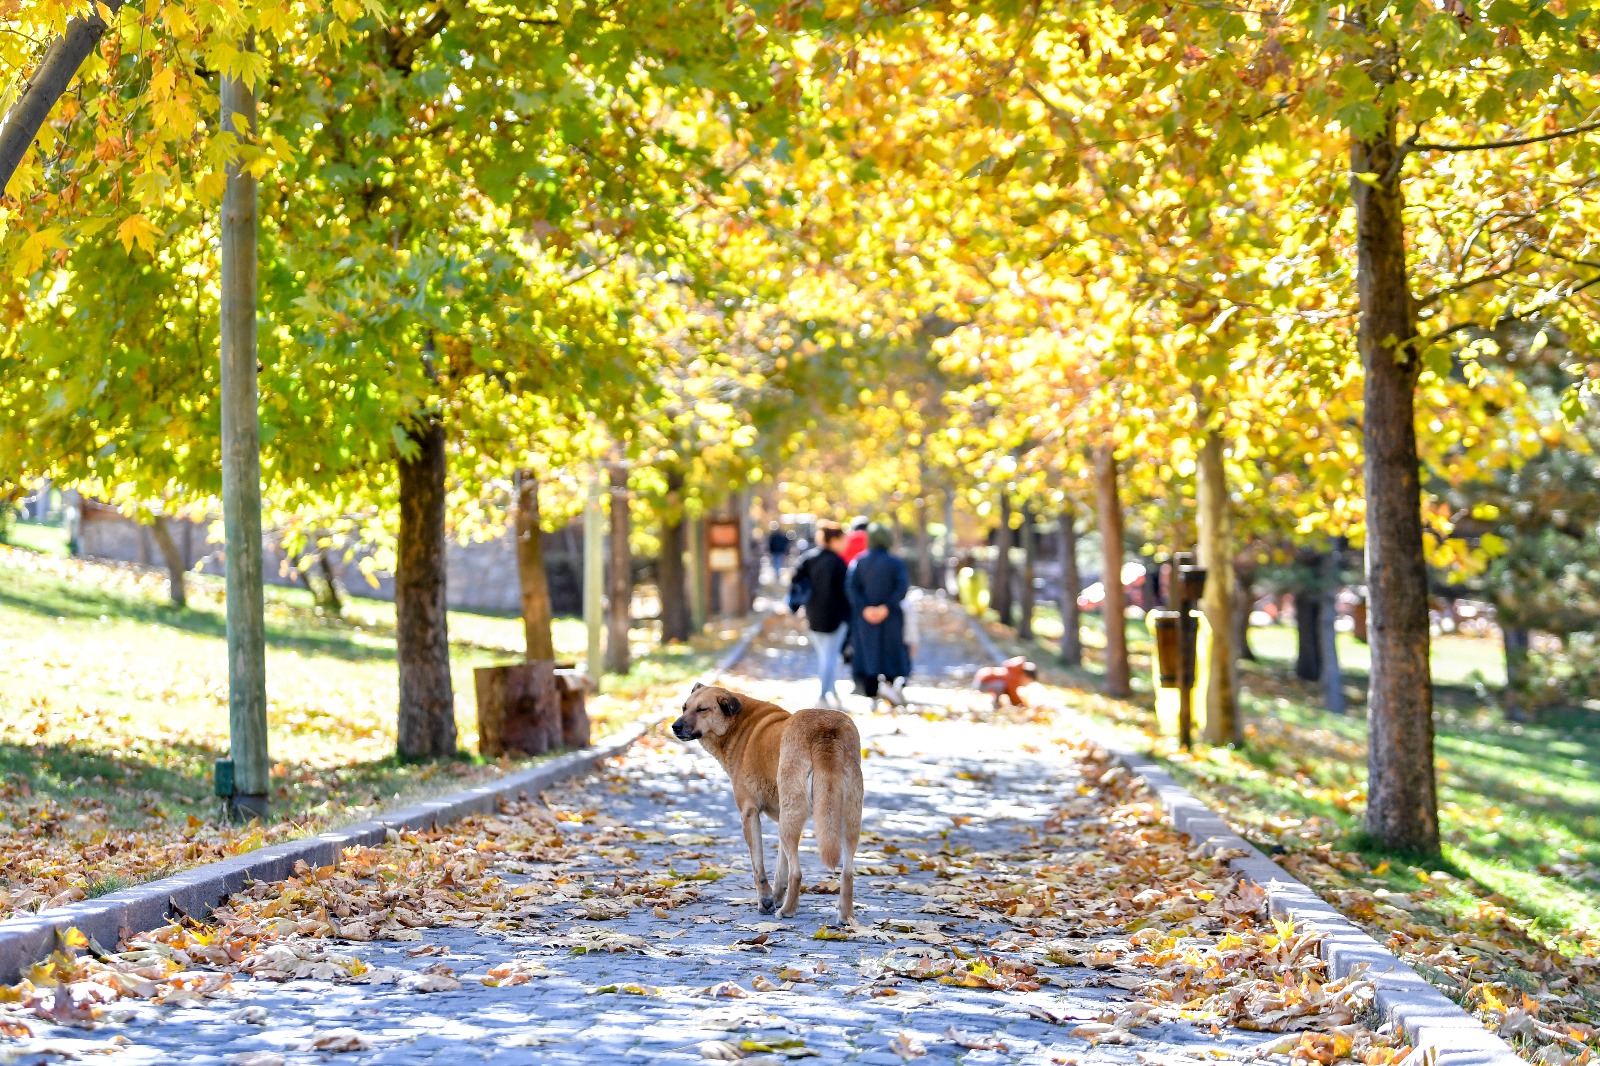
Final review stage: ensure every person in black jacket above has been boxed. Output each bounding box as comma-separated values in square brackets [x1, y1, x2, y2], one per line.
[790, 521, 851, 708]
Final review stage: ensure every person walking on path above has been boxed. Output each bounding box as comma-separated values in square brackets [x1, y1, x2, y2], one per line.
[846, 522, 911, 705]
[841, 516, 869, 564]
[766, 521, 792, 578]
[790, 520, 851, 707]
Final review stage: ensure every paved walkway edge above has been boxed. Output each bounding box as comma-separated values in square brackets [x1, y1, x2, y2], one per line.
[0, 611, 771, 986]
[960, 612, 1520, 1066]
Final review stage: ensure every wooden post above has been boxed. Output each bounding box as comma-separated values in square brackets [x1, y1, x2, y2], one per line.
[1197, 430, 1240, 744]
[583, 476, 604, 690]
[219, 50, 269, 819]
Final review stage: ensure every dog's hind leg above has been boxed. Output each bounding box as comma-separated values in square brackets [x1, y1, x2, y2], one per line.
[741, 807, 774, 914]
[776, 783, 807, 918]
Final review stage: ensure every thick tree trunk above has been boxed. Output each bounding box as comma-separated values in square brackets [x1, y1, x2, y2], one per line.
[1353, 112, 1439, 855]
[396, 416, 457, 759]
[1059, 507, 1083, 667]
[0, 1, 125, 194]
[659, 471, 690, 644]
[515, 471, 555, 661]
[605, 463, 632, 674]
[1094, 446, 1130, 697]
[315, 551, 343, 615]
[1018, 508, 1036, 640]
[1197, 431, 1240, 745]
[150, 517, 188, 608]
[993, 493, 1014, 626]
[1294, 585, 1323, 681]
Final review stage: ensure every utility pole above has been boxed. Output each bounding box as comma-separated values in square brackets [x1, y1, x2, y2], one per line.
[217, 46, 269, 820]
[583, 475, 605, 691]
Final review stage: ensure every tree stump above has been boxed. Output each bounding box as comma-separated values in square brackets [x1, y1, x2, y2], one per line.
[555, 669, 592, 749]
[475, 661, 561, 757]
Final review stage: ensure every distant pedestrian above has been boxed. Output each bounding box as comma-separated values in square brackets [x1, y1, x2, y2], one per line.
[790, 521, 851, 708]
[840, 516, 869, 565]
[766, 521, 791, 575]
[846, 523, 911, 705]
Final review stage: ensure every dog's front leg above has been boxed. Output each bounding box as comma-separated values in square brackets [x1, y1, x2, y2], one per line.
[741, 807, 774, 914]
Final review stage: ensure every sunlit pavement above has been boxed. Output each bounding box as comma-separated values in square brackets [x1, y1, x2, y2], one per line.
[8, 599, 1280, 1065]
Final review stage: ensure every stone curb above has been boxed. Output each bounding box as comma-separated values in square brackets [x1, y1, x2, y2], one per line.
[960, 612, 1520, 1066]
[0, 610, 771, 986]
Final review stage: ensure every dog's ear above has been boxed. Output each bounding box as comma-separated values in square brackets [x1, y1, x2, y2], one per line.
[718, 693, 741, 716]
[691, 681, 706, 693]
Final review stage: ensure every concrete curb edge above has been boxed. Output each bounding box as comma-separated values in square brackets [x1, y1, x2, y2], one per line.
[960, 611, 1519, 1066]
[0, 610, 772, 986]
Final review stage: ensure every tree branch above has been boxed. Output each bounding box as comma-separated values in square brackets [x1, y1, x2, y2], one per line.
[1412, 116, 1600, 155]
[0, 0, 125, 198]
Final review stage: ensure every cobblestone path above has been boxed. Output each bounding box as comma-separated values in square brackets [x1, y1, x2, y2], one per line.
[5, 598, 1364, 1065]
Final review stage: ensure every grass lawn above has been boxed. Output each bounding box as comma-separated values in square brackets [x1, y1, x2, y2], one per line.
[0, 544, 733, 918]
[977, 604, 1600, 1061]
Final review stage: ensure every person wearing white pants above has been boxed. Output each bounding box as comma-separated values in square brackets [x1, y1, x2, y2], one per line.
[788, 521, 852, 708]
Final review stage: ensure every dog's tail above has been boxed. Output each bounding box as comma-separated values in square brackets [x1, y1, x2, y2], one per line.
[811, 745, 862, 871]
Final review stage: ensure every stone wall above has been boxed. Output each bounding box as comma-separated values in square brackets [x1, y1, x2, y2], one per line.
[71, 498, 583, 615]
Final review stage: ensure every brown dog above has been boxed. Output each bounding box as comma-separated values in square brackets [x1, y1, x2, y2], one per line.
[671, 683, 863, 922]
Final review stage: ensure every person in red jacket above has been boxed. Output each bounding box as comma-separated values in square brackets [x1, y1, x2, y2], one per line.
[840, 517, 870, 565]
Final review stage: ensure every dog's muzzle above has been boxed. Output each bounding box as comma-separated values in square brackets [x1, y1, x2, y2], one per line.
[671, 721, 700, 741]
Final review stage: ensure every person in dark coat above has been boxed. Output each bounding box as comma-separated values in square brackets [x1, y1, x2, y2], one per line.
[790, 521, 851, 707]
[846, 523, 911, 703]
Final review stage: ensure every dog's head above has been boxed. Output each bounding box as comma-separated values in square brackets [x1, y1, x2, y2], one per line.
[671, 682, 742, 742]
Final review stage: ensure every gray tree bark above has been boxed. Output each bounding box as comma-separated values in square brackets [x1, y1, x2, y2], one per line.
[150, 517, 188, 608]
[219, 55, 270, 816]
[0, 1, 125, 194]
[605, 463, 632, 674]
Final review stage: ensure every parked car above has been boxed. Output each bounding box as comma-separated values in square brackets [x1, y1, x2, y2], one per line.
[1077, 562, 1151, 613]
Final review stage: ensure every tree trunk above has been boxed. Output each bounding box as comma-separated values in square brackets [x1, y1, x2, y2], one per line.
[317, 551, 343, 615]
[0, 1, 126, 193]
[1354, 108, 1440, 856]
[915, 495, 933, 589]
[1502, 624, 1533, 721]
[150, 517, 188, 608]
[1294, 585, 1323, 681]
[1059, 506, 1082, 667]
[218, 52, 269, 817]
[993, 493, 1014, 626]
[1197, 431, 1240, 745]
[605, 463, 632, 674]
[1320, 546, 1346, 715]
[659, 471, 690, 643]
[686, 514, 707, 631]
[1094, 446, 1130, 697]
[942, 488, 956, 592]
[515, 471, 555, 660]
[1234, 573, 1256, 662]
[1018, 507, 1036, 640]
[396, 415, 457, 759]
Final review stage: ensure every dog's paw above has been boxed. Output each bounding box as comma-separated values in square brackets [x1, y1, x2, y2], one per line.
[759, 896, 776, 915]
